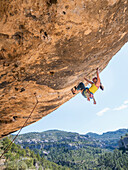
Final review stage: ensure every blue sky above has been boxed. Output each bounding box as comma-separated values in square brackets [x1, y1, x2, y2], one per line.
[17, 42, 128, 135]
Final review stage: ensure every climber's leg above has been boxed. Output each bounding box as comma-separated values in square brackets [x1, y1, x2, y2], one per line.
[76, 82, 85, 91]
[71, 82, 85, 94]
[82, 87, 90, 100]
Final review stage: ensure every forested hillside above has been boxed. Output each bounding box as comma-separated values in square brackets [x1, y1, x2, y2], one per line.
[0, 137, 68, 170]
[15, 129, 128, 151]
[12, 129, 128, 169]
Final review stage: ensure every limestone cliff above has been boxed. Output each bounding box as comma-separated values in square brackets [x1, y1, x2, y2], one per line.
[0, 0, 128, 139]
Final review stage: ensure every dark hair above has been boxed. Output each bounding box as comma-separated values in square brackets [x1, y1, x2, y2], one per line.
[92, 77, 97, 82]
[100, 83, 104, 90]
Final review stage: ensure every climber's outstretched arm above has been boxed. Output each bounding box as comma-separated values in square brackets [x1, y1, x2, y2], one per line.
[84, 77, 93, 85]
[96, 68, 100, 84]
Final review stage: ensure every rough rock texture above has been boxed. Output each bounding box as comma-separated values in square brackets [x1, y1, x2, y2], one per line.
[0, 0, 128, 139]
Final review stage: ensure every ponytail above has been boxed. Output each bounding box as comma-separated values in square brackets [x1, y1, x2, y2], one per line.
[100, 83, 104, 91]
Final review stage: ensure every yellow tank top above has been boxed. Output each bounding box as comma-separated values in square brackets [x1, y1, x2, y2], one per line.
[89, 84, 98, 94]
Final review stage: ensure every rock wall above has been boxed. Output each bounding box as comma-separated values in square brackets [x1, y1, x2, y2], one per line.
[0, 0, 128, 138]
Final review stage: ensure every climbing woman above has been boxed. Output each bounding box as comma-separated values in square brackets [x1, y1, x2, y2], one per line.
[71, 68, 104, 104]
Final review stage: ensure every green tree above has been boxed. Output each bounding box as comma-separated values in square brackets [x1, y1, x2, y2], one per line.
[20, 149, 26, 157]
[5, 161, 18, 170]
[25, 147, 30, 156]
[25, 158, 33, 168]
[36, 153, 41, 161]
[18, 161, 28, 170]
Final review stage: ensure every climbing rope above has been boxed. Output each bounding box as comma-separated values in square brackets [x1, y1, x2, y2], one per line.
[0, 93, 39, 159]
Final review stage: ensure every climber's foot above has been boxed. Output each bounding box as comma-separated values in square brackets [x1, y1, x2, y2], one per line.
[87, 97, 90, 101]
[71, 87, 77, 95]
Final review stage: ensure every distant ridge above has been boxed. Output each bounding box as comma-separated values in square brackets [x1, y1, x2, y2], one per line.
[86, 128, 128, 140]
[15, 128, 128, 139]
[14, 128, 128, 151]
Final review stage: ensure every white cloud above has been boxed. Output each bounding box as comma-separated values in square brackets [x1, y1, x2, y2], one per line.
[124, 100, 128, 105]
[113, 104, 128, 111]
[96, 108, 110, 116]
[96, 100, 128, 116]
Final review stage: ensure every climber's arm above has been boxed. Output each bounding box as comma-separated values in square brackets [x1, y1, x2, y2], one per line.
[84, 77, 93, 85]
[96, 68, 100, 85]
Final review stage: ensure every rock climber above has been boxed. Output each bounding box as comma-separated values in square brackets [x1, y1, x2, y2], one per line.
[71, 68, 104, 104]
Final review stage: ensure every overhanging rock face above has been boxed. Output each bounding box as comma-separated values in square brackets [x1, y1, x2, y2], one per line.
[0, 0, 128, 138]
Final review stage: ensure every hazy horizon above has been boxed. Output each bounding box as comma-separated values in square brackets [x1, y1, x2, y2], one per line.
[13, 127, 128, 136]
